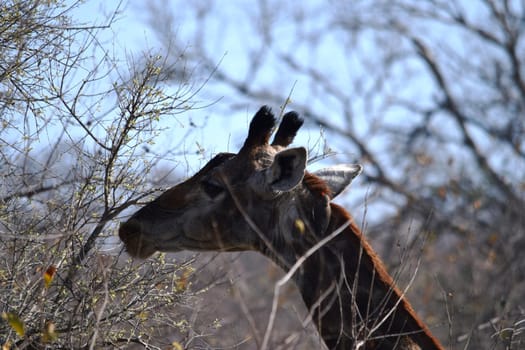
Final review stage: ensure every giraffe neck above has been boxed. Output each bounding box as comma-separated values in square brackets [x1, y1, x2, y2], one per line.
[265, 201, 444, 350]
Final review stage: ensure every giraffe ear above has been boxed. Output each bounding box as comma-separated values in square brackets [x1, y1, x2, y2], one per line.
[267, 147, 307, 191]
[314, 164, 363, 199]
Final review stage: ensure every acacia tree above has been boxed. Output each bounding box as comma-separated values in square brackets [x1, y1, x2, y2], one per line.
[146, 0, 525, 349]
[0, 1, 211, 348]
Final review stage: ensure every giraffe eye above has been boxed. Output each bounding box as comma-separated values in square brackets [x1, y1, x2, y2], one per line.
[201, 180, 224, 198]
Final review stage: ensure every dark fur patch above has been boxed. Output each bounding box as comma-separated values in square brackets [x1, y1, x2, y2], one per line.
[272, 111, 304, 146]
[241, 106, 276, 150]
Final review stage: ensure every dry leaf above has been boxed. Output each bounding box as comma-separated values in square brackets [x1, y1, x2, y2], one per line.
[2, 312, 25, 337]
[175, 268, 192, 292]
[43, 265, 57, 289]
[41, 321, 58, 343]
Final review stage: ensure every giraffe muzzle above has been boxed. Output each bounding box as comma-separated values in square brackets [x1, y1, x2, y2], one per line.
[119, 219, 157, 259]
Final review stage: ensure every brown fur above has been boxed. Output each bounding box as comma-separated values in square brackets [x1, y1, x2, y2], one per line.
[303, 171, 333, 197]
[327, 203, 444, 349]
[283, 155, 443, 348]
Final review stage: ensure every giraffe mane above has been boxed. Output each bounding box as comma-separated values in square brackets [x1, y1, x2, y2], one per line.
[303, 172, 332, 197]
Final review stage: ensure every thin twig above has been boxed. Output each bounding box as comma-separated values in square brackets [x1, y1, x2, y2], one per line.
[89, 256, 109, 350]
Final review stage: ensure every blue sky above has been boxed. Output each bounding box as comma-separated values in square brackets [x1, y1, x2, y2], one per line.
[66, 0, 413, 225]
[74, 1, 352, 170]
[69, 0, 525, 228]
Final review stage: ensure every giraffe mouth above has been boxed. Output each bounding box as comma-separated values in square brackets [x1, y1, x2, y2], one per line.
[119, 217, 245, 255]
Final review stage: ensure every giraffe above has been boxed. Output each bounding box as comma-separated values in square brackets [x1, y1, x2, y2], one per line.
[119, 106, 444, 350]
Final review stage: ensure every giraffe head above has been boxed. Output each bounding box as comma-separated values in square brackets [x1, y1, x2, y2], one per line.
[119, 106, 362, 259]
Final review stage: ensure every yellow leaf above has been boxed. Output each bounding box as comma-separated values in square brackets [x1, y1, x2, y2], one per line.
[172, 341, 184, 350]
[137, 311, 148, 321]
[294, 219, 305, 234]
[2, 312, 25, 337]
[43, 265, 57, 289]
